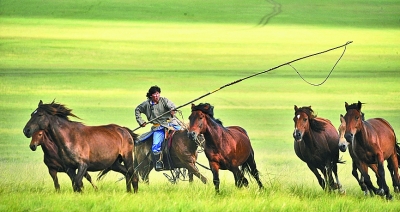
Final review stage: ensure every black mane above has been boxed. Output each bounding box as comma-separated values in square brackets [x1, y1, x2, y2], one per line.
[192, 103, 223, 125]
[295, 106, 326, 133]
[39, 100, 80, 121]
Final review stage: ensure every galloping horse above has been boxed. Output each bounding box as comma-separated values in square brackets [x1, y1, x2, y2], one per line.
[23, 100, 138, 193]
[187, 103, 264, 193]
[293, 105, 343, 191]
[338, 114, 379, 195]
[342, 101, 400, 199]
[133, 129, 207, 184]
[30, 130, 97, 191]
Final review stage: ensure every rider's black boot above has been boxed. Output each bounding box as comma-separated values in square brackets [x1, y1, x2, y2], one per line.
[154, 152, 164, 171]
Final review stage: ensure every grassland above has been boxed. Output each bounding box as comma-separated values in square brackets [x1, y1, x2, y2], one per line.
[1, 0, 400, 211]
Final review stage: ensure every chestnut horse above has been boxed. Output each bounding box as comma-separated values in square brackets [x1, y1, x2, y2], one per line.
[342, 101, 400, 200]
[293, 105, 343, 191]
[30, 130, 97, 191]
[23, 100, 138, 193]
[187, 103, 264, 193]
[338, 114, 379, 195]
[133, 129, 207, 184]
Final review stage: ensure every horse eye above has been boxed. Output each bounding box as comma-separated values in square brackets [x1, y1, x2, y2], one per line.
[303, 118, 307, 122]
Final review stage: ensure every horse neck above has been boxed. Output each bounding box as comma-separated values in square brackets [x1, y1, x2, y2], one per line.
[202, 117, 225, 147]
[40, 133, 59, 157]
[301, 126, 319, 149]
[354, 120, 372, 147]
[46, 116, 79, 156]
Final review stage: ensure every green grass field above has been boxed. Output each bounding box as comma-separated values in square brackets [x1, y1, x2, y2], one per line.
[1, 0, 400, 211]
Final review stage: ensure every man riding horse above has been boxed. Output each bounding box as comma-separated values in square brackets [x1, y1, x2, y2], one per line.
[135, 85, 182, 171]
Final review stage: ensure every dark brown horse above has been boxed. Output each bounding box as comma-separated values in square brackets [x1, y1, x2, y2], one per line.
[23, 100, 138, 193]
[30, 130, 97, 191]
[187, 103, 264, 193]
[133, 129, 208, 184]
[338, 114, 379, 195]
[293, 105, 343, 191]
[342, 101, 400, 200]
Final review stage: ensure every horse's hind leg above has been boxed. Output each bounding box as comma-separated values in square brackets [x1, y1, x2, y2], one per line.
[232, 167, 248, 188]
[83, 172, 98, 190]
[387, 155, 400, 193]
[245, 155, 263, 189]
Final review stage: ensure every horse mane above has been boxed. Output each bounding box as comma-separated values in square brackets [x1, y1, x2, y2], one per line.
[39, 100, 80, 121]
[295, 106, 326, 133]
[192, 103, 223, 126]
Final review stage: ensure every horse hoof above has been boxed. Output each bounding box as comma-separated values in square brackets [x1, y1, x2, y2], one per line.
[394, 186, 400, 193]
[386, 194, 393, 201]
[377, 189, 385, 196]
[338, 188, 346, 195]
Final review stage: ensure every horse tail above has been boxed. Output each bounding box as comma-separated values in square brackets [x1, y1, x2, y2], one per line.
[122, 127, 139, 141]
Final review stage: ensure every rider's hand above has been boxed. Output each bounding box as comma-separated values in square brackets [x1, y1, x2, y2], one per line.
[141, 122, 147, 127]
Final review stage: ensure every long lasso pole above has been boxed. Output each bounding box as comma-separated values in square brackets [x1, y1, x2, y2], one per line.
[132, 41, 353, 132]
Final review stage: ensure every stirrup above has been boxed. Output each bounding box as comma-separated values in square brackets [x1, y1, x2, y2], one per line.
[155, 161, 164, 171]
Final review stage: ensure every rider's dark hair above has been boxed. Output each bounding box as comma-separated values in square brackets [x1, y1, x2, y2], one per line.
[146, 85, 161, 98]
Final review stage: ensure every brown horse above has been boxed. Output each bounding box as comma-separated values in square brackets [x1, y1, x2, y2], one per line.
[133, 129, 207, 184]
[187, 103, 264, 193]
[293, 105, 343, 191]
[30, 130, 97, 191]
[338, 114, 379, 195]
[23, 100, 138, 193]
[343, 101, 400, 200]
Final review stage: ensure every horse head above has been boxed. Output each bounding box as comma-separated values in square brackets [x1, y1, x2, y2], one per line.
[338, 114, 349, 152]
[187, 103, 212, 141]
[23, 100, 79, 138]
[30, 130, 45, 151]
[293, 105, 313, 142]
[23, 100, 51, 138]
[343, 101, 364, 144]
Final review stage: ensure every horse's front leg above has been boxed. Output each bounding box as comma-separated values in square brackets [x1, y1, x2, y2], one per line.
[74, 164, 88, 192]
[307, 164, 325, 189]
[210, 162, 220, 193]
[48, 168, 60, 191]
[376, 159, 391, 200]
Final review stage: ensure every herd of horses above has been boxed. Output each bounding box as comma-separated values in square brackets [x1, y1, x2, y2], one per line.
[22, 100, 400, 200]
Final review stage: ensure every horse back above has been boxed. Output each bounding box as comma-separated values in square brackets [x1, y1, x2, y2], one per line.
[364, 118, 396, 154]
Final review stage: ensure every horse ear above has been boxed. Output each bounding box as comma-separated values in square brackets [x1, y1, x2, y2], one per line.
[294, 105, 298, 111]
[39, 100, 43, 106]
[357, 101, 362, 110]
[340, 114, 345, 122]
[191, 104, 195, 109]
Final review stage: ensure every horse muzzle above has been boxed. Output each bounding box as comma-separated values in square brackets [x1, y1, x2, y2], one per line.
[30, 144, 37, 151]
[187, 131, 198, 141]
[338, 142, 348, 152]
[344, 133, 353, 143]
[23, 128, 32, 138]
[293, 130, 302, 142]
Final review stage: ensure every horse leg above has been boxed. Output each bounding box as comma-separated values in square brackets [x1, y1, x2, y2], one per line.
[121, 155, 138, 193]
[387, 154, 400, 193]
[73, 164, 87, 192]
[352, 161, 367, 193]
[245, 155, 264, 189]
[210, 162, 221, 193]
[83, 172, 98, 190]
[376, 156, 391, 199]
[48, 168, 60, 191]
[232, 167, 248, 188]
[331, 162, 344, 193]
[307, 164, 325, 189]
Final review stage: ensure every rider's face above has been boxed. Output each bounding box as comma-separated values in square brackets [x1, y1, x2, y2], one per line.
[151, 92, 160, 103]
